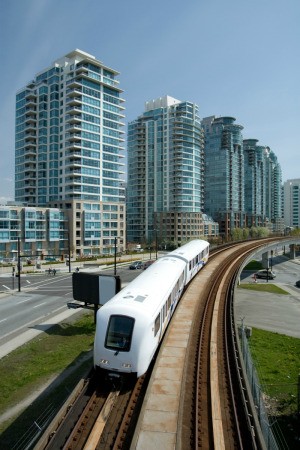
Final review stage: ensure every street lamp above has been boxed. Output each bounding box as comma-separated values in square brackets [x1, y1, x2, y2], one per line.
[270, 250, 273, 270]
[114, 237, 118, 275]
[17, 237, 21, 292]
[68, 229, 71, 273]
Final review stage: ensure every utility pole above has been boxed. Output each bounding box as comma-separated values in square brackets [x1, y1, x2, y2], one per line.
[114, 237, 117, 275]
[17, 237, 21, 292]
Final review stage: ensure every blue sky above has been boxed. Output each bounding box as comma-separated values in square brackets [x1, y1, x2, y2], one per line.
[0, 0, 299, 203]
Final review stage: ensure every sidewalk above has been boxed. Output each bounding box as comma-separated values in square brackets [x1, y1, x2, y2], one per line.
[0, 252, 156, 277]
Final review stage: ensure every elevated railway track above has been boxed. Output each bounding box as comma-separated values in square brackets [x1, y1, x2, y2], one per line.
[34, 237, 294, 449]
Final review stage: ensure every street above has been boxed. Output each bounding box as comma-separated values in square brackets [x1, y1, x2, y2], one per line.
[0, 264, 145, 353]
[1, 253, 299, 358]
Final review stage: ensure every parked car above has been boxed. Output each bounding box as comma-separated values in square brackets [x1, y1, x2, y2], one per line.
[295, 280, 300, 288]
[255, 269, 276, 279]
[129, 261, 143, 270]
[143, 260, 155, 270]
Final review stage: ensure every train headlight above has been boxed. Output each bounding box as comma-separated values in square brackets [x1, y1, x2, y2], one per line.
[122, 363, 132, 368]
[100, 359, 109, 365]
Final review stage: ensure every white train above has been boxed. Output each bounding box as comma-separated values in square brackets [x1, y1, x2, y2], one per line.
[94, 239, 209, 377]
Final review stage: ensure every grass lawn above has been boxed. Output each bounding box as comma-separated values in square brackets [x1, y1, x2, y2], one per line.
[243, 260, 264, 270]
[238, 283, 289, 295]
[0, 312, 95, 448]
[249, 328, 300, 448]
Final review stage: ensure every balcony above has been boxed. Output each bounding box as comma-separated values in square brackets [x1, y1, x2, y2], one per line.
[65, 140, 82, 150]
[24, 146, 36, 156]
[75, 66, 89, 76]
[65, 123, 82, 133]
[25, 107, 36, 116]
[25, 171, 36, 179]
[65, 155, 82, 166]
[24, 159, 36, 167]
[66, 87, 82, 97]
[24, 140, 36, 149]
[103, 76, 119, 88]
[25, 98, 36, 107]
[66, 78, 81, 88]
[25, 123, 36, 133]
[65, 114, 81, 123]
[66, 96, 81, 105]
[80, 70, 101, 85]
[66, 105, 82, 114]
[25, 132, 36, 142]
[65, 169, 81, 175]
[25, 114, 36, 124]
[65, 132, 81, 141]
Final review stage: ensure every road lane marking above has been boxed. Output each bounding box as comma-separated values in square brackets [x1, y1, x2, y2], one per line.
[33, 302, 46, 308]
[17, 299, 32, 304]
[0, 318, 7, 324]
[2, 285, 11, 290]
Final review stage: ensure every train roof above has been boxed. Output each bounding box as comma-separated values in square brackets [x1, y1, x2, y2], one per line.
[100, 255, 187, 317]
[168, 239, 209, 261]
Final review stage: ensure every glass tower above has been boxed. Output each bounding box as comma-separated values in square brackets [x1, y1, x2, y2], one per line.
[265, 149, 283, 230]
[202, 116, 245, 237]
[127, 96, 205, 244]
[243, 139, 266, 226]
[243, 139, 283, 230]
[284, 179, 300, 229]
[15, 50, 126, 256]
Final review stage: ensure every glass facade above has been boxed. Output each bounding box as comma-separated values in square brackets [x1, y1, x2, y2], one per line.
[202, 116, 283, 236]
[283, 179, 300, 229]
[202, 116, 245, 236]
[243, 139, 265, 226]
[0, 205, 67, 259]
[15, 50, 126, 255]
[127, 96, 205, 243]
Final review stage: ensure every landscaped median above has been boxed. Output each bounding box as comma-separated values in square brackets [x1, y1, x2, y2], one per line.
[238, 282, 289, 295]
[0, 312, 95, 448]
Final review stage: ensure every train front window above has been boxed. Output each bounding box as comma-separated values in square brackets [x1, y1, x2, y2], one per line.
[105, 315, 134, 352]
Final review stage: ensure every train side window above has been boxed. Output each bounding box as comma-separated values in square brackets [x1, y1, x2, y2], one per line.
[189, 261, 191, 270]
[180, 271, 184, 285]
[154, 314, 160, 336]
[171, 285, 176, 300]
[167, 294, 171, 309]
[164, 301, 167, 318]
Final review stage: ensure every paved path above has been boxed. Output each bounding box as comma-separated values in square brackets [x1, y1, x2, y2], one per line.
[235, 283, 300, 338]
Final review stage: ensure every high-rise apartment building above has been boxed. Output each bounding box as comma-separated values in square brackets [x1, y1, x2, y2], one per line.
[15, 50, 126, 256]
[202, 115, 283, 236]
[265, 150, 283, 231]
[127, 96, 218, 245]
[243, 139, 267, 227]
[202, 116, 245, 237]
[283, 179, 300, 229]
